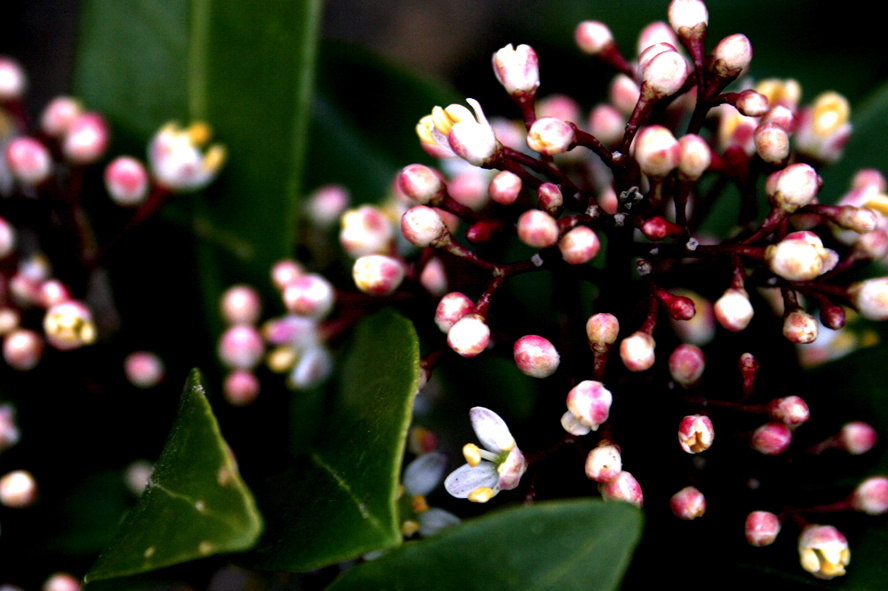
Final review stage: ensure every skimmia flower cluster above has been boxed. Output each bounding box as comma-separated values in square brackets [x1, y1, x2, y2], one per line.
[333, 0, 888, 580]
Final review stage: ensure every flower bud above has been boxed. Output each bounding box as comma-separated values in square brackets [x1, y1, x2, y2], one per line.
[637, 22, 678, 54]
[751, 422, 792, 455]
[218, 325, 264, 370]
[833, 206, 877, 234]
[585, 444, 622, 483]
[6, 137, 52, 186]
[353, 255, 405, 296]
[419, 256, 448, 297]
[40, 96, 84, 137]
[852, 230, 888, 261]
[559, 226, 600, 265]
[488, 170, 522, 205]
[305, 184, 350, 229]
[3, 329, 43, 371]
[517, 209, 559, 248]
[526, 117, 575, 155]
[0, 469, 37, 507]
[782, 309, 818, 344]
[224, 369, 260, 406]
[766, 231, 837, 281]
[795, 92, 852, 164]
[104, 156, 149, 206]
[677, 134, 711, 180]
[851, 476, 888, 515]
[271, 259, 304, 290]
[513, 335, 560, 378]
[124, 351, 165, 389]
[63, 112, 109, 165]
[736, 89, 769, 117]
[44, 301, 97, 350]
[599, 471, 643, 507]
[619, 331, 655, 372]
[766, 163, 822, 214]
[574, 21, 614, 56]
[798, 524, 850, 580]
[563, 380, 613, 435]
[670, 486, 706, 520]
[848, 277, 888, 320]
[448, 99, 499, 166]
[339, 205, 394, 257]
[587, 104, 625, 148]
[447, 313, 490, 357]
[714, 287, 754, 331]
[586, 313, 619, 347]
[746, 511, 781, 547]
[220, 284, 262, 325]
[0, 216, 16, 260]
[492, 44, 540, 96]
[838, 421, 876, 455]
[537, 183, 563, 215]
[0, 57, 27, 101]
[679, 414, 714, 453]
[639, 47, 689, 100]
[282, 274, 335, 319]
[435, 292, 474, 333]
[667, 0, 708, 34]
[634, 125, 680, 178]
[43, 573, 81, 591]
[668, 344, 705, 387]
[761, 105, 794, 130]
[148, 122, 226, 192]
[399, 164, 445, 205]
[401, 205, 448, 247]
[767, 396, 809, 426]
[754, 122, 790, 164]
[711, 34, 752, 79]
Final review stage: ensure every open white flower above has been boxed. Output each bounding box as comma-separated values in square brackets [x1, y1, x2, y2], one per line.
[400, 452, 460, 537]
[444, 407, 526, 503]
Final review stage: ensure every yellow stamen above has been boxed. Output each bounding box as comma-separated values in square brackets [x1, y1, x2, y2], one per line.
[463, 443, 482, 467]
[265, 346, 297, 373]
[411, 494, 429, 514]
[756, 79, 801, 108]
[863, 194, 888, 215]
[416, 118, 435, 144]
[444, 104, 475, 124]
[203, 145, 227, 173]
[468, 487, 495, 503]
[188, 122, 212, 146]
[431, 106, 453, 135]
[401, 520, 420, 537]
[812, 92, 849, 136]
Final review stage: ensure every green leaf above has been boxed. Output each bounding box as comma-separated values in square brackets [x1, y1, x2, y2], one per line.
[325, 499, 643, 591]
[245, 309, 420, 571]
[84, 369, 263, 583]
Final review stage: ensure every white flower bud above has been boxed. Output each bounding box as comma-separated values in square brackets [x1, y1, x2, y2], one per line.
[447, 313, 490, 358]
[399, 164, 445, 205]
[677, 134, 711, 180]
[849, 277, 888, 320]
[714, 287, 754, 332]
[574, 21, 614, 55]
[352, 255, 405, 296]
[401, 205, 447, 247]
[492, 44, 540, 96]
[619, 331, 655, 372]
[339, 205, 394, 257]
[668, 0, 708, 33]
[639, 47, 689, 100]
[517, 209, 559, 248]
[6, 137, 52, 186]
[766, 163, 822, 214]
[765, 231, 837, 281]
[585, 445, 622, 483]
[559, 226, 600, 265]
[526, 117, 575, 155]
[711, 34, 752, 78]
[513, 335, 560, 378]
[634, 125, 680, 178]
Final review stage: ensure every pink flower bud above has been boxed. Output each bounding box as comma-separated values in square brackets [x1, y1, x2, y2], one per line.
[271, 259, 304, 290]
[637, 22, 678, 54]
[419, 256, 448, 297]
[447, 313, 489, 357]
[679, 414, 714, 453]
[639, 47, 689, 100]
[587, 104, 625, 148]
[399, 164, 445, 205]
[833, 206, 877, 234]
[585, 444, 622, 483]
[218, 325, 264, 370]
[104, 156, 149, 206]
[6, 137, 52, 186]
[851, 476, 888, 515]
[754, 123, 790, 164]
[43, 573, 81, 591]
[492, 44, 540, 96]
[517, 209, 559, 248]
[766, 163, 822, 214]
[447, 99, 499, 166]
[849, 277, 888, 320]
[745, 511, 781, 546]
[0, 469, 37, 508]
[599, 471, 643, 507]
[669, 344, 705, 387]
[798, 524, 850, 580]
[220, 284, 262, 325]
[610, 74, 641, 116]
[0, 216, 16, 260]
[305, 184, 350, 229]
[224, 369, 260, 406]
[40, 96, 83, 137]
[489, 170, 522, 205]
[711, 34, 752, 79]
[282, 274, 335, 319]
[339, 205, 393, 257]
[783, 310, 818, 344]
[766, 231, 837, 281]
[634, 125, 681, 178]
[537, 183, 563, 214]
[563, 380, 613, 435]
[526, 117, 576, 155]
[736, 89, 769, 117]
[587, 313, 620, 346]
[401, 205, 448, 247]
[353, 255, 405, 296]
[538, 94, 581, 123]
[559, 226, 601, 265]
[0, 57, 26, 101]
[513, 335, 560, 378]
[619, 331, 655, 372]
[670, 486, 706, 520]
[714, 287, 754, 331]
[751, 422, 792, 455]
[124, 351, 165, 389]
[63, 112, 109, 165]
[435, 292, 474, 333]
[3, 329, 43, 371]
[574, 21, 614, 56]
[677, 134, 711, 180]
[852, 230, 888, 262]
[767, 396, 810, 426]
[761, 105, 794, 130]
[641, 216, 683, 241]
[838, 421, 876, 455]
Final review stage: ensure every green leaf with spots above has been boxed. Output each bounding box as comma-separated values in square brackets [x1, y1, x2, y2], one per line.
[325, 499, 643, 591]
[245, 309, 420, 571]
[84, 369, 263, 583]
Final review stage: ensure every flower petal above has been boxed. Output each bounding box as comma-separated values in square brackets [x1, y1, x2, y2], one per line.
[403, 452, 448, 496]
[444, 462, 498, 498]
[470, 407, 515, 452]
[418, 507, 461, 537]
[496, 447, 526, 491]
[561, 410, 592, 436]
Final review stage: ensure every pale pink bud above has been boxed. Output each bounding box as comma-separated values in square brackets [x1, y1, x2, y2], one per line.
[220, 284, 262, 325]
[517, 209, 559, 248]
[585, 444, 622, 483]
[6, 137, 52, 186]
[149, 122, 226, 192]
[619, 331, 655, 372]
[668, 0, 708, 33]
[447, 313, 490, 357]
[0, 308, 18, 337]
[305, 184, 350, 228]
[838, 421, 876, 455]
[401, 205, 447, 247]
[104, 156, 149, 206]
[761, 105, 794, 131]
[224, 369, 260, 406]
[218, 325, 264, 370]
[766, 231, 837, 281]
[492, 44, 540, 96]
[767, 396, 809, 426]
[754, 123, 790, 164]
[668, 344, 705, 387]
[353, 254, 405, 296]
[36, 280, 68, 309]
[526, 117, 575, 155]
[435, 292, 474, 333]
[767, 163, 822, 214]
[639, 47, 689, 100]
[419, 256, 448, 297]
[586, 313, 619, 346]
[448, 99, 498, 166]
[853, 169, 887, 192]
[637, 22, 678, 54]
[124, 351, 165, 389]
[561, 380, 613, 435]
[271, 259, 304, 290]
[745, 511, 781, 546]
[43, 573, 81, 591]
[63, 112, 109, 165]
[736, 89, 769, 117]
[670, 486, 706, 520]
[711, 34, 752, 79]
[282, 274, 335, 319]
[489, 170, 522, 205]
[714, 287, 754, 331]
[610, 74, 641, 116]
[3, 329, 43, 371]
[0, 469, 37, 507]
[798, 524, 850, 580]
[537, 183, 563, 214]
[851, 476, 888, 515]
[852, 230, 888, 261]
[834, 206, 877, 234]
[751, 422, 792, 455]
[339, 205, 393, 257]
[559, 226, 601, 265]
[399, 164, 445, 205]
[0, 57, 27, 101]
[783, 310, 818, 344]
[513, 335, 560, 378]
[679, 414, 714, 453]
[634, 125, 680, 178]
[44, 301, 96, 350]
[40, 96, 83, 137]
[574, 21, 614, 56]
[0, 216, 16, 260]
[848, 277, 888, 320]
[599, 470, 643, 507]
[587, 104, 625, 148]
[677, 134, 711, 180]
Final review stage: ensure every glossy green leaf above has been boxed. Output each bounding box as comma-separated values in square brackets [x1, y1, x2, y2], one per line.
[246, 309, 420, 571]
[325, 499, 642, 591]
[84, 369, 263, 582]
